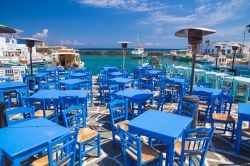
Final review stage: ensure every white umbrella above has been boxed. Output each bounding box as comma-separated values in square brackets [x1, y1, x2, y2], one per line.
[175, 27, 216, 94]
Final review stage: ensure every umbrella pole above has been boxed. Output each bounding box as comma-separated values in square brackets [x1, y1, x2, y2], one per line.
[29, 47, 33, 76]
[189, 45, 197, 95]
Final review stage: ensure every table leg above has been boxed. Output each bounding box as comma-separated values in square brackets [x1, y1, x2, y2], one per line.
[235, 117, 242, 154]
[12, 159, 20, 166]
[138, 103, 142, 115]
[166, 142, 175, 166]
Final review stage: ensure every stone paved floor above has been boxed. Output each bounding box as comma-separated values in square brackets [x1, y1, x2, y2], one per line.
[83, 78, 250, 165]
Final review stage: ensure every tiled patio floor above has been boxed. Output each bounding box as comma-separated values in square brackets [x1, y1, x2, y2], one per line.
[83, 78, 250, 165]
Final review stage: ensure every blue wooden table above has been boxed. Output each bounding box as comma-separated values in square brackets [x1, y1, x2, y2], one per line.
[127, 110, 192, 166]
[193, 87, 222, 111]
[110, 78, 134, 90]
[0, 82, 27, 101]
[168, 78, 185, 85]
[235, 103, 250, 154]
[58, 79, 85, 89]
[70, 73, 86, 79]
[46, 67, 58, 73]
[108, 71, 123, 78]
[29, 90, 88, 121]
[0, 118, 70, 166]
[115, 89, 153, 114]
[103, 66, 118, 72]
[148, 69, 161, 76]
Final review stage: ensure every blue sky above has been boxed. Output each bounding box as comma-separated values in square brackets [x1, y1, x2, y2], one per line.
[1, 0, 250, 48]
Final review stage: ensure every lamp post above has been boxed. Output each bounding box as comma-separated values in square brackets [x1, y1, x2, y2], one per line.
[117, 41, 131, 70]
[230, 43, 240, 76]
[242, 24, 250, 57]
[18, 38, 42, 76]
[175, 27, 216, 94]
[214, 45, 221, 70]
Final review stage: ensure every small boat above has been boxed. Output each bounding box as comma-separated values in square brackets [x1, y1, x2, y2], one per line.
[175, 50, 193, 61]
[131, 35, 148, 58]
[51, 48, 84, 68]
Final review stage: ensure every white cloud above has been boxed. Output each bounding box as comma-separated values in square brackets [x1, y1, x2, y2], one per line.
[143, 0, 248, 27]
[32, 28, 48, 39]
[76, 0, 168, 12]
[60, 39, 84, 46]
[144, 42, 160, 46]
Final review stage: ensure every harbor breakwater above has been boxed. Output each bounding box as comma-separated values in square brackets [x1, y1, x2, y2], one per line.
[79, 50, 165, 56]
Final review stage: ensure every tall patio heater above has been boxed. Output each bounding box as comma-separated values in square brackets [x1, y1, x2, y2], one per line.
[214, 44, 221, 70]
[230, 43, 240, 76]
[0, 24, 17, 33]
[18, 38, 42, 76]
[175, 27, 216, 94]
[242, 24, 250, 58]
[118, 41, 131, 70]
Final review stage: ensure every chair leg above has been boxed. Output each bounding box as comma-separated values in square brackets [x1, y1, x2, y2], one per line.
[112, 130, 116, 147]
[78, 147, 83, 166]
[231, 122, 235, 142]
[97, 134, 101, 157]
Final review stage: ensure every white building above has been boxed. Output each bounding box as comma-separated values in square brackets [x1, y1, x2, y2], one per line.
[0, 36, 36, 64]
[197, 41, 250, 57]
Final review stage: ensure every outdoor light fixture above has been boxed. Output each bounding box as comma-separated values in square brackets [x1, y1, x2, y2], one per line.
[18, 37, 42, 76]
[117, 41, 131, 70]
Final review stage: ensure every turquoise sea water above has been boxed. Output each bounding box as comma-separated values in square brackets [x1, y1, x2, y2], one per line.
[80, 54, 192, 75]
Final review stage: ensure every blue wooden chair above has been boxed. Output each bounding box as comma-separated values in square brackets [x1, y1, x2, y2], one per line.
[174, 127, 215, 166]
[109, 84, 119, 102]
[176, 100, 197, 119]
[211, 94, 235, 141]
[196, 82, 212, 88]
[109, 99, 129, 146]
[165, 79, 180, 105]
[27, 98, 58, 123]
[32, 131, 77, 166]
[17, 87, 30, 107]
[59, 96, 80, 110]
[119, 127, 163, 166]
[193, 91, 212, 125]
[5, 107, 34, 126]
[62, 105, 101, 166]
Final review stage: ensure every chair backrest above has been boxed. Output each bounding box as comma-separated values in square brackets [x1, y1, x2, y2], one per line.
[17, 87, 30, 107]
[177, 100, 197, 118]
[59, 96, 80, 110]
[62, 105, 87, 129]
[109, 99, 128, 125]
[180, 127, 215, 163]
[119, 127, 143, 165]
[218, 94, 234, 114]
[196, 82, 211, 88]
[48, 131, 77, 166]
[109, 84, 119, 101]
[5, 107, 34, 126]
[139, 82, 154, 92]
[193, 91, 212, 106]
